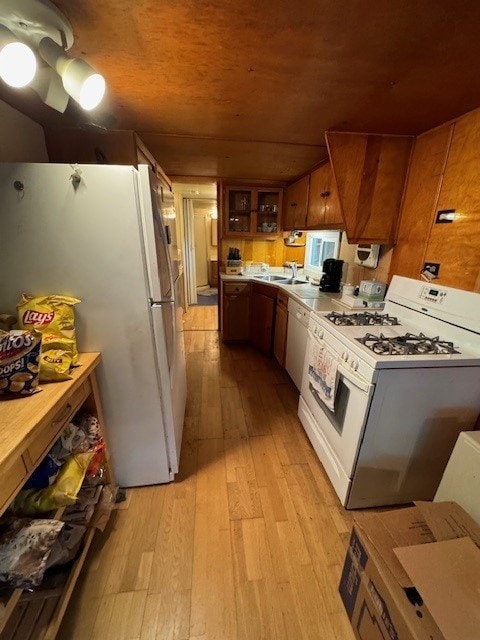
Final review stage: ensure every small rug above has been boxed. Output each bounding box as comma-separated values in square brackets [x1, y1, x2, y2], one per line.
[196, 293, 218, 306]
[197, 287, 218, 296]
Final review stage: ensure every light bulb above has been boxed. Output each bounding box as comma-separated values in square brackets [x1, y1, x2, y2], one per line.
[0, 41, 36, 88]
[78, 73, 105, 110]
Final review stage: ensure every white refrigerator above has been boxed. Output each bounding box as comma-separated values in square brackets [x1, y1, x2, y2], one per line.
[0, 163, 186, 487]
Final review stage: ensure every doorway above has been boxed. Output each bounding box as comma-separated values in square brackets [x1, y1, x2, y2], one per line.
[192, 199, 217, 303]
[172, 182, 218, 313]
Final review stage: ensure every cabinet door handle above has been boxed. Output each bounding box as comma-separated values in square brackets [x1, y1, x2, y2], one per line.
[52, 402, 72, 426]
[290, 202, 297, 207]
[320, 191, 331, 198]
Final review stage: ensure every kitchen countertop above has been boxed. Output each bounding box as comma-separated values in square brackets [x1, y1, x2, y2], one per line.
[220, 271, 341, 312]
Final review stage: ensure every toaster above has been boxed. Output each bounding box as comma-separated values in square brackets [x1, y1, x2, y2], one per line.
[358, 279, 387, 301]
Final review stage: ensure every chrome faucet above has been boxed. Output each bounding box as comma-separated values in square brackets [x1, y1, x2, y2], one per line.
[290, 261, 298, 278]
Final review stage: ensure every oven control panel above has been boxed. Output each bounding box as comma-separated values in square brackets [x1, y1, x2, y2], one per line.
[419, 285, 447, 304]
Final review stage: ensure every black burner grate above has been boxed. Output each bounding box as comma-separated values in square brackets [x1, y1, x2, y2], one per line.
[356, 332, 460, 356]
[325, 311, 400, 327]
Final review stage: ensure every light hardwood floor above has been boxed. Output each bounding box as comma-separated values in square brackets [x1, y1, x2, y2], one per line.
[59, 306, 355, 640]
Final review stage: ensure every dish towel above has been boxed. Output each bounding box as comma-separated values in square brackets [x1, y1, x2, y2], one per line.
[308, 339, 339, 411]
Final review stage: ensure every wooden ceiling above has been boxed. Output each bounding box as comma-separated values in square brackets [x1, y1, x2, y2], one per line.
[3, 0, 480, 181]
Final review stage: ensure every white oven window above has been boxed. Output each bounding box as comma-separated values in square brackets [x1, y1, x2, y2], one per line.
[304, 231, 341, 279]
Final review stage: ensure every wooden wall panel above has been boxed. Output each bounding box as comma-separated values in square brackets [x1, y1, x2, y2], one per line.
[326, 132, 413, 244]
[388, 124, 453, 281]
[425, 110, 480, 292]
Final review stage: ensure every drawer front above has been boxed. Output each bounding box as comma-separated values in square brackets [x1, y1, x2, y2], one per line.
[252, 281, 277, 299]
[28, 379, 91, 465]
[224, 282, 251, 295]
[0, 456, 27, 514]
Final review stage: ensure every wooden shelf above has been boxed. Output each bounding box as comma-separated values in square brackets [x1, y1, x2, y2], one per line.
[0, 354, 115, 640]
[0, 487, 115, 640]
[0, 528, 97, 640]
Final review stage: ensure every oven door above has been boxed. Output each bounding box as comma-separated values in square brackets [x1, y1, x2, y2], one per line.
[300, 329, 375, 476]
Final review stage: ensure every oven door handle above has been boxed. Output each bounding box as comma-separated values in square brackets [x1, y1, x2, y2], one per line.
[337, 363, 372, 394]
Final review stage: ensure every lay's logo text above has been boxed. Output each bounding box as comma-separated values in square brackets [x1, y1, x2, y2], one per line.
[22, 309, 55, 326]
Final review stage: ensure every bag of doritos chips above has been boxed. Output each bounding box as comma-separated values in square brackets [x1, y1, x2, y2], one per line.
[0, 329, 41, 395]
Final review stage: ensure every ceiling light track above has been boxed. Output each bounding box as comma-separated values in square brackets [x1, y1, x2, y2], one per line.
[0, 0, 106, 112]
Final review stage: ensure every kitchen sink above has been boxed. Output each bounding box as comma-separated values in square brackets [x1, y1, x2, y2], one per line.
[254, 274, 289, 282]
[280, 278, 309, 285]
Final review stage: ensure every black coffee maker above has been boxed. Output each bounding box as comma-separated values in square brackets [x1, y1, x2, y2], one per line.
[319, 258, 344, 292]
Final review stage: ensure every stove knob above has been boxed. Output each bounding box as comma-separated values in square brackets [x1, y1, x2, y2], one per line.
[352, 360, 359, 371]
[342, 352, 348, 361]
[318, 330, 324, 339]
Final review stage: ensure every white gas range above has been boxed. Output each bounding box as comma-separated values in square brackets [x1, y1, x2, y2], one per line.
[298, 276, 480, 508]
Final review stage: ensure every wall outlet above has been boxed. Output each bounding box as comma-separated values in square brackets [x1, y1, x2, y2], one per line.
[423, 262, 440, 277]
[436, 209, 456, 223]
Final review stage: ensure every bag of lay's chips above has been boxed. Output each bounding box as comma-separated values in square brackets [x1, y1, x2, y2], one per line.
[40, 350, 73, 382]
[0, 329, 42, 395]
[39, 334, 76, 382]
[17, 295, 80, 381]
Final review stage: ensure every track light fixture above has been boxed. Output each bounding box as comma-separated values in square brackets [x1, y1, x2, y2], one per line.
[39, 37, 105, 111]
[0, 24, 36, 88]
[0, 0, 106, 112]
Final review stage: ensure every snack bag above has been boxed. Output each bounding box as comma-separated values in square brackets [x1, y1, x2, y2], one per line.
[17, 294, 80, 365]
[39, 349, 73, 382]
[41, 333, 76, 356]
[0, 518, 64, 588]
[12, 452, 94, 516]
[0, 329, 41, 395]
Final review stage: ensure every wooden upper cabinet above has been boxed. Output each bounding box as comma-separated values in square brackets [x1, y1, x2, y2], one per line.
[306, 162, 343, 229]
[223, 186, 282, 237]
[284, 175, 310, 230]
[326, 132, 413, 244]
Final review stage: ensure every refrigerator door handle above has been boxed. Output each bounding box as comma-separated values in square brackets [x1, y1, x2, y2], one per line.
[149, 297, 174, 305]
[151, 300, 176, 365]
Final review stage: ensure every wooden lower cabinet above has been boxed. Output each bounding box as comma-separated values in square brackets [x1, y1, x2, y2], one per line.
[250, 282, 277, 355]
[222, 282, 251, 341]
[251, 292, 275, 354]
[222, 280, 290, 362]
[273, 291, 289, 365]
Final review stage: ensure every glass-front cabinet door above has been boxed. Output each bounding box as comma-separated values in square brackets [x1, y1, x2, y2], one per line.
[227, 188, 252, 233]
[224, 186, 282, 237]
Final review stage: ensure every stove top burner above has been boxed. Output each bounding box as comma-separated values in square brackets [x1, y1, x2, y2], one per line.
[325, 311, 400, 327]
[356, 332, 460, 356]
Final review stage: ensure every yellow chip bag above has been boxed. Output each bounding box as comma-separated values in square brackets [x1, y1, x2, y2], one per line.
[12, 452, 94, 515]
[40, 349, 73, 382]
[17, 295, 80, 365]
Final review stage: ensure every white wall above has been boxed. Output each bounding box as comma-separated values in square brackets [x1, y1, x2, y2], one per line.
[0, 100, 48, 162]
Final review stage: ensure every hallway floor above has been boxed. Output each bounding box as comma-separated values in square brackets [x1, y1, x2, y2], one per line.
[59, 306, 355, 639]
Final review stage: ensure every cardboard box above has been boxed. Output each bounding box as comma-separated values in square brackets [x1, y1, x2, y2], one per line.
[339, 502, 480, 640]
